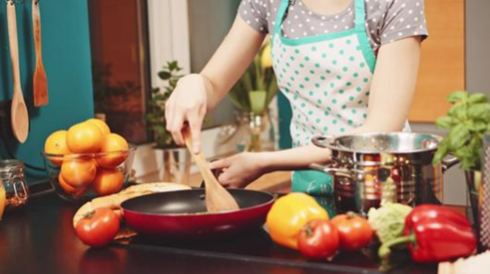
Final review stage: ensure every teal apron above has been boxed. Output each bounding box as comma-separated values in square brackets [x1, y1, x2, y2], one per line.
[271, 0, 377, 215]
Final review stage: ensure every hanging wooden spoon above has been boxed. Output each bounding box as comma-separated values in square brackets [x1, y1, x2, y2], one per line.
[32, 0, 48, 107]
[7, 1, 29, 143]
[182, 128, 239, 212]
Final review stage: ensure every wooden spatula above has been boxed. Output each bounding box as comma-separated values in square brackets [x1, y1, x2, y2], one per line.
[7, 1, 29, 143]
[182, 128, 239, 212]
[32, 0, 48, 107]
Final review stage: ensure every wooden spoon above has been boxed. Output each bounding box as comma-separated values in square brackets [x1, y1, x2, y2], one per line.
[7, 1, 29, 143]
[182, 128, 239, 212]
[32, 0, 48, 107]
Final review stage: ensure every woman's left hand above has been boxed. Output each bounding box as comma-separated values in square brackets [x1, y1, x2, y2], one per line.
[209, 152, 269, 188]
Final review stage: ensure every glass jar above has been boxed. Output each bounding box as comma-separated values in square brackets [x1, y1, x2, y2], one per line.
[214, 111, 276, 155]
[0, 160, 29, 213]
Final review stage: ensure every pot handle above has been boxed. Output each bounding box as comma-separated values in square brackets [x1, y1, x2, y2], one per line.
[442, 156, 459, 173]
[309, 163, 355, 177]
[312, 135, 335, 149]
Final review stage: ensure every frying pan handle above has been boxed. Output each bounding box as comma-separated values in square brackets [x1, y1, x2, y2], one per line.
[312, 135, 335, 149]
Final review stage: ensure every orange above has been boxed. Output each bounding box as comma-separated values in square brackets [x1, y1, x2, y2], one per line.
[86, 118, 111, 137]
[58, 174, 88, 197]
[96, 133, 129, 168]
[60, 158, 97, 188]
[66, 122, 104, 153]
[92, 168, 124, 196]
[44, 130, 71, 166]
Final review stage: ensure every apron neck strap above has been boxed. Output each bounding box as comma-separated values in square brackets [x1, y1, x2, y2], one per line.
[353, 0, 367, 29]
[273, 0, 368, 35]
[273, 0, 290, 35]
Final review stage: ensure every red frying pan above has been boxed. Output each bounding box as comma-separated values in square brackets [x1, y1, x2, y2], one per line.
[121, 189, 275, 239]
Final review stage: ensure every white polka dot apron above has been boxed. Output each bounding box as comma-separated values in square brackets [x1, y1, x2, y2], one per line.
[271, 0, 376, 211]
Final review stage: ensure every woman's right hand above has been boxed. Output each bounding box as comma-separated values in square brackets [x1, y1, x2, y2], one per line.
[165, 74, 208, 153]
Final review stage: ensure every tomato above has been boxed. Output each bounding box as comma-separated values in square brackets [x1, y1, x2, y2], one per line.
[75, 208, 120, 248]
[297, 219, 339, 259]
[331, 212, 374, 251]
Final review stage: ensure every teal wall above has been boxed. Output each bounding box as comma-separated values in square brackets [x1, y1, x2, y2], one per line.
[0, 0, 94, 184]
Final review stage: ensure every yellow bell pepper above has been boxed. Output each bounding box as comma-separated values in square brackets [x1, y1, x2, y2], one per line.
[266, 193, 329, 250]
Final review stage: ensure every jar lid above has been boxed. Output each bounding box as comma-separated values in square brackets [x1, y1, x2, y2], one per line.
[0, 160, 24, 173]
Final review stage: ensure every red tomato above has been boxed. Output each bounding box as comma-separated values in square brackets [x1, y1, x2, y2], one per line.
[75, 208, 120, 248]
[297, 219, 339, 259]
[331, 212, 373, 251]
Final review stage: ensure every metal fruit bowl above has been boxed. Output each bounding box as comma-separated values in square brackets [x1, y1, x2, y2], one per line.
[42, 146, 136, 203]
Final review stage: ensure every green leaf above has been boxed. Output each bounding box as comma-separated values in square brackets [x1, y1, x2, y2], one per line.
[254, 55, 265, 91]
[448, 123, 470, 150]
[168, 61, 178, 71]
[468, 93, 489, 104]
[432, 147, 447, 166]
[266, 74, 279, 106]
[432, 138, 449, 165]
[158, 71, 172, 80]
[153, 125, 166, 133]
[467, 103, 490, 120]
[447, 91, 468, 103]
[448, 101, 467, 120]
[249, 90, 267, 115]
[435, 116, 456, 129]
[468, 120, 488, 132]
[242, 70, 253, 92]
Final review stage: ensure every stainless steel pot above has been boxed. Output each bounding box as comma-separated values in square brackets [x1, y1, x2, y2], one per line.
[310, 133, 458, 215]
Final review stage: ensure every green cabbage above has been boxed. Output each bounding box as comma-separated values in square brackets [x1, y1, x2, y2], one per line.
[368, 203, 412, 244]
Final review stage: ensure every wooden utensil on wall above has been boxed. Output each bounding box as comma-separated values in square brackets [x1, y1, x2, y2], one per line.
[32, 0, 48, 107]
[7, 1, 29, 143]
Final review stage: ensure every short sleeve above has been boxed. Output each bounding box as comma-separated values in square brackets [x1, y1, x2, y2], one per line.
[238, 0, 270, 34]
[380, 0, 428, 45]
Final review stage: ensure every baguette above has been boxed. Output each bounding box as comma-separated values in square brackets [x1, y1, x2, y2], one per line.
[73, 182, 191, 227]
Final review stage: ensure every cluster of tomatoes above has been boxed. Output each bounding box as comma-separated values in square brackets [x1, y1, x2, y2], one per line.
[266, 193, 374, 260]
[44, 118, 130, 198]
[298, 213, 373, 259]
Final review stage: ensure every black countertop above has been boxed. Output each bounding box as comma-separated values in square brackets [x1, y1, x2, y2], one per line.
[0, 187, 437, 274]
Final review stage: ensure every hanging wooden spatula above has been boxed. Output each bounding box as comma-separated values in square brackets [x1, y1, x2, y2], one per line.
[32, 0, 48, 107]
[182, 128, 239, 212]
[7, 1, 29, 143]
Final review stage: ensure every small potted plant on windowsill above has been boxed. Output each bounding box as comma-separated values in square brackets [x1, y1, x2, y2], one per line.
[432, 91, 490, 230]
[146, 61, 192, 183]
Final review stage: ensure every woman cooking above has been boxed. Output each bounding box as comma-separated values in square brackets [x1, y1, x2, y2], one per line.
[165, 0, 428, 202]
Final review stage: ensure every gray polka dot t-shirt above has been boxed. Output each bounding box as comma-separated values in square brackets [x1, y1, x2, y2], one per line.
[239, 0, 428, 52]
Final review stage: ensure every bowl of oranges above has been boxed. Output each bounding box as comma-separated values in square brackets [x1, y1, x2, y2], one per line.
[42, 119, 136, 203]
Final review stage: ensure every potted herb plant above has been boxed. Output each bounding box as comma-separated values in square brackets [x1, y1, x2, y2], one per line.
[146, 61, 192, 183]
[432, 91, 490, 230]
[225, 38, 278, 152]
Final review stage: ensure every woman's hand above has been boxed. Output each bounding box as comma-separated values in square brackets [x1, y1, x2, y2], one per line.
[209, 152, 270, 188]
[164, 16, 266, 153]
[165, 74, 208, 152]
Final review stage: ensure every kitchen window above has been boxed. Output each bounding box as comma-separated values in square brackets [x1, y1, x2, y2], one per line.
[88, 0, 152, 144]
[88, 0, 241, 146]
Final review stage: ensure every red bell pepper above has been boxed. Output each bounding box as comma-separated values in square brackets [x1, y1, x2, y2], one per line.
[404, 204, 470, 234]
[379, 204, 477, 263]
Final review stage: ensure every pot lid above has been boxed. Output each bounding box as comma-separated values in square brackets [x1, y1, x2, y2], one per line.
[313, 132, 442, 154]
